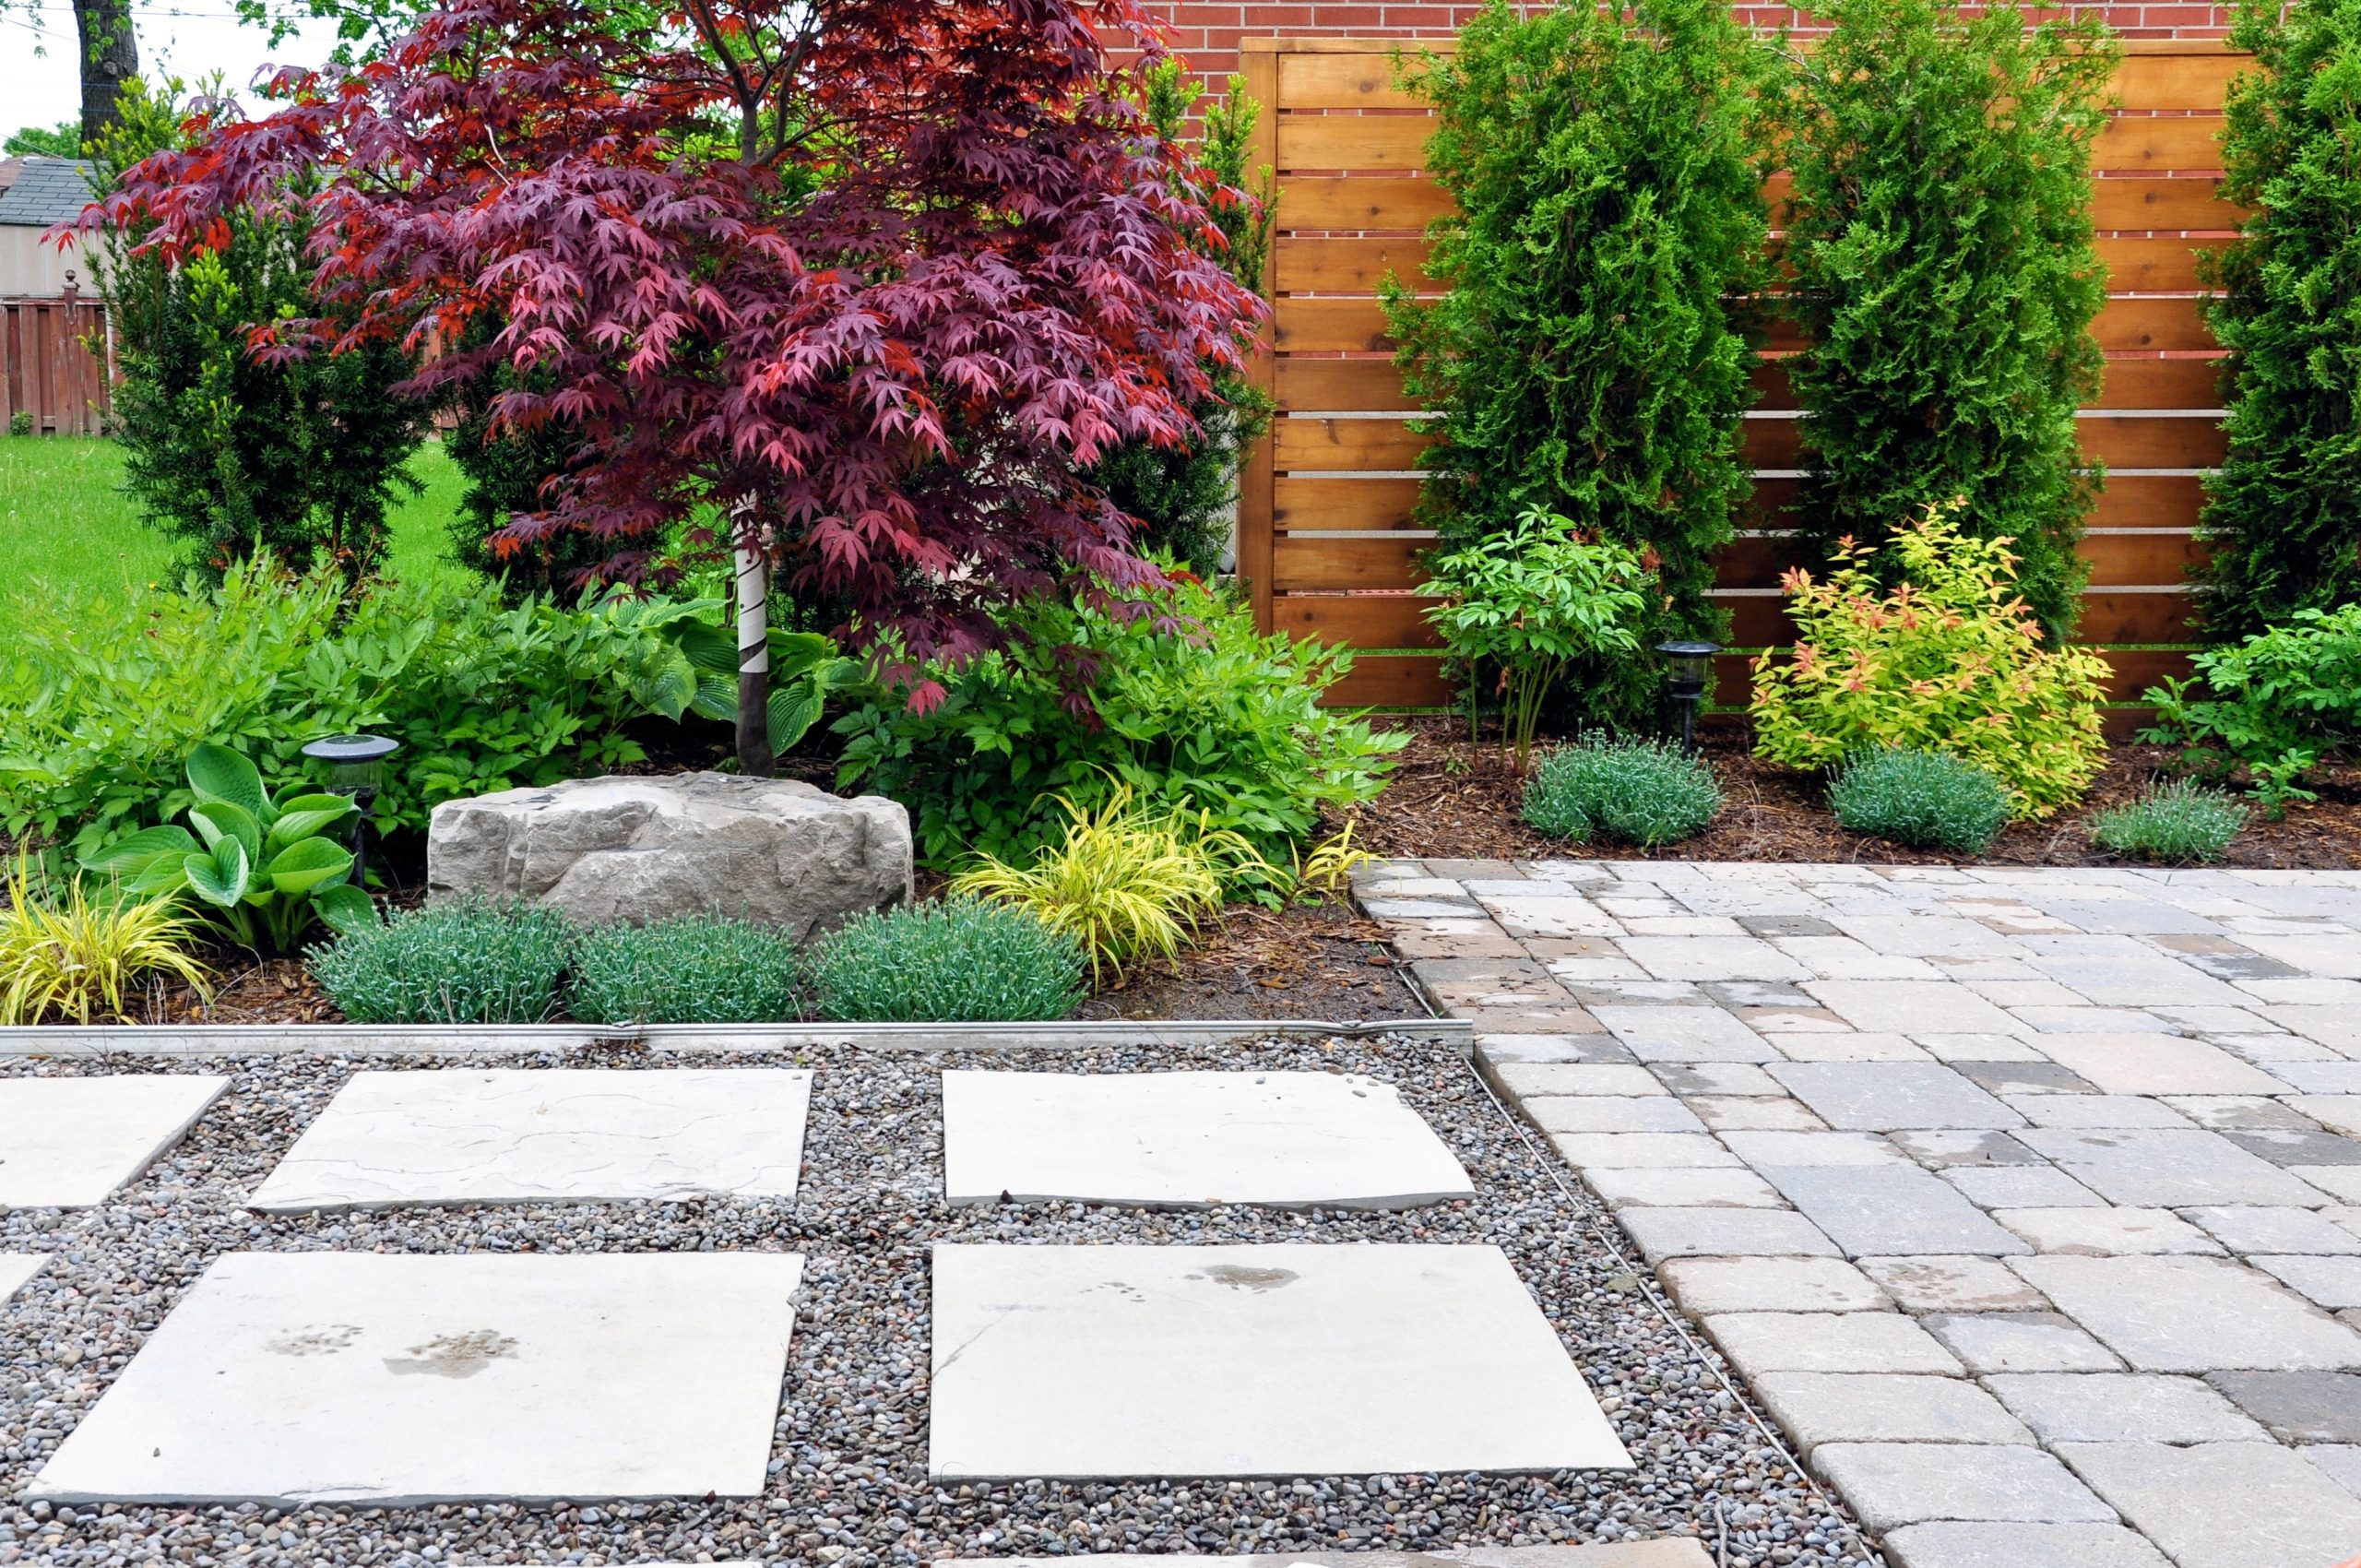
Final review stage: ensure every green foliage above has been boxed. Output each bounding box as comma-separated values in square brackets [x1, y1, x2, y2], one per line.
[1750, 505, 2113, 817]
[1828, 748, 2012, 853]
[1418, 506, 1651, 770]
[305, 896, 572, 1024]
[0, 559, 723, 854]
[77, 742, 374, 951]
[0, 853, 210, 1025]
[809, 897, 1086, 1023]
[833, 568, 1402, 872]
[1522, 734, 1721, 847]
[950, 788, 1248, 982]
[2141, 602, 2361, 810]
[1385, 0, 1773, 725]
[87, 80, 431, 580]
[567, 913, 803, 1024]
[439, 321, 609, 600]
[1783, 0, 2114, 640]
[2092, 778, 2249, 864]
[1087, 63, 1275, 576]
[6, 413, 30, 438]
[2195, 0, 2361, 637]
[4, 123, 80, 157]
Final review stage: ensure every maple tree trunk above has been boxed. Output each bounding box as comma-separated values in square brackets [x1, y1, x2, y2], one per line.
[74, 0, 137, 144]
[734, 530, 774, 778]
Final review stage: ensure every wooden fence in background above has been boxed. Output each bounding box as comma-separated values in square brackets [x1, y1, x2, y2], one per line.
[1236, 38, 2247, 722]
[1, 291, 111, 436]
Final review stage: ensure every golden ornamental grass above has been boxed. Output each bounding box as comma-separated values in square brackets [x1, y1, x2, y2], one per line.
[0, 855, 212, 1026]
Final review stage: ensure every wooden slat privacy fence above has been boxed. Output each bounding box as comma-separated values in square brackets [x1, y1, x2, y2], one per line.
[1235, 38, 2247, 718]
[1, 292, 110, 436]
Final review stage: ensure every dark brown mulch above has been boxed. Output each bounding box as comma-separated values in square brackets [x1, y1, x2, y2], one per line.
[1074, 898, 1429, 1022]
[1349, 714, 2361, 870]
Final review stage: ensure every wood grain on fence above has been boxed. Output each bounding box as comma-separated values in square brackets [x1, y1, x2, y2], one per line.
[1238, 37, 2246, 722]
[1, 292, 110, 436]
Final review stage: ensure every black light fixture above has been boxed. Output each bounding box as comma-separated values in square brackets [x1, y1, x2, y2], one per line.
[1655, 640, 1721, 754]
[301, 734, 399, 888]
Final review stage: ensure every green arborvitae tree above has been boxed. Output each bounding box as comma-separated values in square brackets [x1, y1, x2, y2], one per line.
[1089, 62, 1274, 577]
[89, 80, 428, 580]
[1385, 0, 1777, 728]
[1784, 0, 2115, 643]
[2197, 0, 2361, 639]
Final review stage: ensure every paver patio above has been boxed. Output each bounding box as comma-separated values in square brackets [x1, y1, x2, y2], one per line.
[1363, 858, 2361, 1568]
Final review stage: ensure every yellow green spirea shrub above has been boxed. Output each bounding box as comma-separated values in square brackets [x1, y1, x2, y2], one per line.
[1750, 505, 2112, 818]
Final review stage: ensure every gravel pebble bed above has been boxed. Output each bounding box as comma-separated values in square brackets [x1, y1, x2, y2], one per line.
[0, 1039, 1880, 1568]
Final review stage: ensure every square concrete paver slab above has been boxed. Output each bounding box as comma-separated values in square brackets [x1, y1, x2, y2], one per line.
[1755, 1166, 2029, 1258]
[1656, 1257, 1887, 1314]
[1750, 1372, 2031, 1453]
[2023, 1037, 2285, 1097]
[1982, 1373, 2266, 1444]
[1589, 1008, 1778, 1063]
[0, 1075, 229, 1208]
[1878, 1522, 2172, 1568]
[30, 1251, 805, 1503]
[249, 1069, 813, 1211]
[0, 1254, 46, 1304]
[1616, 937, 1808, 982]
[1860, 1255, 2051, 1313]
[1809, 1443, 2113, 1531]
[1616, 1208, 1839, 1263]
[2250, 1254, 2361, 1310]
[1766, 1063, 2023, 1132]
[2018, 1129, 2330, 1207]
[1800, 982, 2024, 1037]
[1944, 1167, 2107, 1209]
[926, 1243, 1630, 1480]
[1703, 1312, 1962, 1375]
[2011, 1255, 2361, 1372]
[1993, 1206, 2224, 1255]
[939, 1072, 1471, 1210]
[1926, 1312, 2122, 1372]
[2058, 1439, 2361, 1568]
[2204, 1371, 2361, 1442]
[1582, 1169, 1786, 1210]
[1489, 1064, 1667, 1099]
[2184, 1206, 2361, 1256]
[1524, 1098, 1704, 1135]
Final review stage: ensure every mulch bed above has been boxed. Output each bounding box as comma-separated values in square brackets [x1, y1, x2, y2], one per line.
[1348, 714, 2361, 870]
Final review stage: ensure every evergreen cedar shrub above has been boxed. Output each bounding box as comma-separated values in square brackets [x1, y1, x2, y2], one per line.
[1386, 0, 1774, 727]
[1783, 0, 2114, 641]
[2091, 778, 2248, 865]
[811, 898, 1087, 1023]
[88, 83, 428, 580]
[1750, 505, 2112, 819]
[1523, 735, 1722, 848]
[1828, 749, 2011, 854]
[89, 0, 1265, 696]
[568, 915, 804, 1025]
[308, 897, 572, 1025]
[2196, 0, 2361, 637]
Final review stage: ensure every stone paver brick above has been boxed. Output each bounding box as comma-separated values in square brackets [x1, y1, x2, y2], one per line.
[1982, 1373, 2267, 1444]
[2011, 1255, 2361, 1372]
[1924, 1312, 2123, 1372]
[1688, 1095, 1825, 1132]
[2058, 1439, 2361, 1568]
[2225, 1127, 2361, 1168]
[1702, 1312, 1962, 1376]
[2304, 1443, 2361, 1503]
[1649, 1063, 1784, 1097]
[1809, 1443, 2115, 1531]
[1889, 1129, 2045, 1168]
[1801, 981, 2026, 1037]
[1588, 1007, 1780, 1063]
[2183, 1206, 2361, 1256]
[1655, 1257, 1888, 1315]
[1944, 1167, 2107, 1210]
[1750, 1372, 2031, 1453]
[1617, 936, 1809, 982]
[1474, 1035, 1636, 1066]
[1489, 1063, 1667, 1099]
[2023, 1036, 2284, 1097]
[1524, 1098, 1703, 1135]
[2204, 1371, 2361, 1442]
[1878, 1522, 2173, 1568]
[1615, 1208, 1839, 1264]
[1861, 1255, 2052, 1313]
[1767, 1062, 2023, 1132]
[1545, 1133, 1738, 1170]
[1719, 1131, 1911, 1168]
[2250, 1254, 2361, 1309]
[1757, 1165, 2031, 1258]
[1581, 1169, 1786, 1210]
[2019, 1129, 2332, 1207]
[2000, 1095, 2195, 1130]
[1993, 1206, 2224, 1255]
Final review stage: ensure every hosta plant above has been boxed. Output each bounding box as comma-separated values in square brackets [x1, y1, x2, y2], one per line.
[1750, 505, 2112, 817]
[0, 854, 212, 1025]
[80, 743, 375, 952]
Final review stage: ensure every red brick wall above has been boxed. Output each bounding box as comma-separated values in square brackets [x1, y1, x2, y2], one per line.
[1159, 4, 2232, 83]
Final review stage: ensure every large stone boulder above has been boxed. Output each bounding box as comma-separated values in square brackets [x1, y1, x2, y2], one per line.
[426, 773, 911, 938]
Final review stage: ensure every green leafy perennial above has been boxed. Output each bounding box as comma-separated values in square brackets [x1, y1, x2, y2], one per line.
[2196, 0, 2361, 637]
[1386, 0, 1774, 725]
[1783, 0, 2115, 640]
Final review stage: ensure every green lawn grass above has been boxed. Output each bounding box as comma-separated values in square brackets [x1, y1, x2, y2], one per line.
[0, 434, 475, 625]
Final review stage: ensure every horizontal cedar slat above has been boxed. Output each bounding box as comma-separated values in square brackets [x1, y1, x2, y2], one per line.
[1278, 175, 1452, 231]
[2094, 472, 2206, 525]
[1275, 110, 2223, 175]
[1316, 654, 2197, 709]
[1274, 474, 1425, 530]
[1275, 416, 1430, 469]
[1272, 592, 1444, 649]
[2083, 413, 2227, 466]
[1325, 654, 1457, 708]
[2101, 234, 2227, 291]
[1275, 533, 1432, 590]
[1750, 355, 2226, 412]
[2085, 529, 2209, 585]
[1275, 356, 1418, 411]
[1267, 43, 2245, 113]
[2080, 590, 2193, 641]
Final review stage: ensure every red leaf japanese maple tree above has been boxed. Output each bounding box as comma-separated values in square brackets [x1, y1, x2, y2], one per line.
[89, 0, 1264, 769]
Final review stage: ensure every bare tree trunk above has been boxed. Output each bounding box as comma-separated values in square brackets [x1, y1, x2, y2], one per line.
[734, 525, 774, 778]
[73, 0, 137, 145]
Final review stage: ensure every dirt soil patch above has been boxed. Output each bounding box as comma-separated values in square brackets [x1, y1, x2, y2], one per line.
[1350, 715, 2361, 870]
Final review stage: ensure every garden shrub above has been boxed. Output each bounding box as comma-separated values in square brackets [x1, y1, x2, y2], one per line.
[950, 789, 1246, 982]
[832, 569, 1402, 872]
[89, 81, 429, 580]
[1418, 508, 1651, 771]
[1829, 749, 2011, 854]
[2140, 602, 2361, 810]
[306, 897, 571, 1024]
[2195, 0, 2361, 637]
[0, 559, 720, 855]
[1783, 0, 2114, 640]
[809, 898, 1086, 1023]
[1386, 0, 1773, 727]
[1750, 505, 2113, 818]
[1522, 735, 1722, 848]
[2091, 778, 2249, 865]
[567, 913, 803, 1025]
